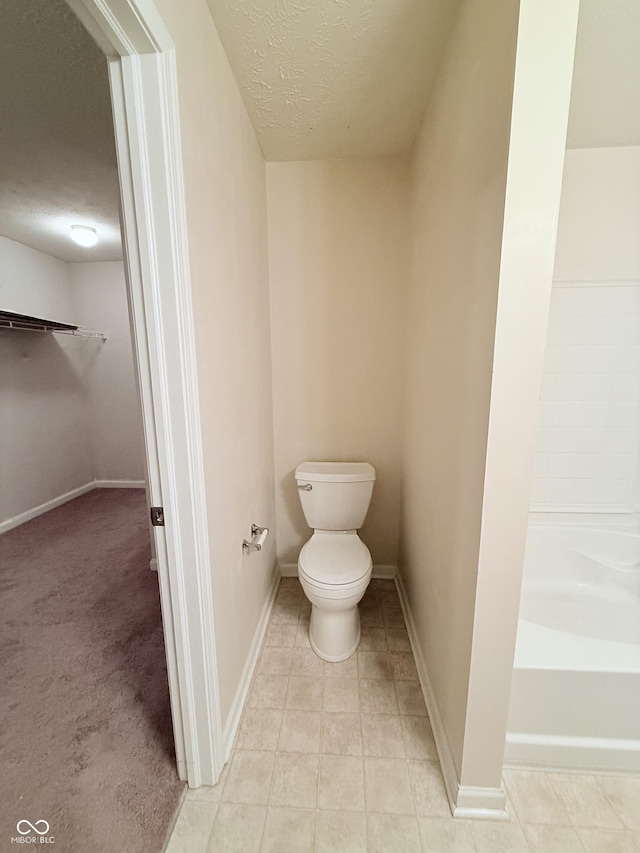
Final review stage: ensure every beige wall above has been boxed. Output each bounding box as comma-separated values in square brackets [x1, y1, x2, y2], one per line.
[400, 0, 580, 802]
[0, 236, 93, 526]
[0, 240, 145, 530]
[400, 0, 519, 781]
[71, 261, 145, 484]
[462, 0, 579, 791]
[267, 159, 410, 568]
[153, 0, 277, 728]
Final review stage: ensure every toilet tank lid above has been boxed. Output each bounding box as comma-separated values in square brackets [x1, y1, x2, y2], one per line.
[295, 462, 376, 483]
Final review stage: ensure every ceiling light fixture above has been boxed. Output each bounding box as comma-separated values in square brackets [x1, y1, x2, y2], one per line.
[70, 224, 99, 247]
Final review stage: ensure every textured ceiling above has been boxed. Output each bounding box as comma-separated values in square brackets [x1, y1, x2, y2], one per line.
[2, 0, 638, 266]
[567, 0, 640, 148]
[0, 0, 121, 262]
[205, 0, 461, 161]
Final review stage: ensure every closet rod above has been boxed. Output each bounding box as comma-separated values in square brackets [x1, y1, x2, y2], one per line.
[0, 320, 107, 341]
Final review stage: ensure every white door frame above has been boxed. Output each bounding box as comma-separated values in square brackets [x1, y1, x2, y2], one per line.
[66, 0, 224, 787]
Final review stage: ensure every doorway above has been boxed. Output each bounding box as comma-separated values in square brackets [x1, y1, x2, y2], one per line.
[0, 0, 223, 842]
[65, 0, 224, 790]
[0, 0, 222, 840]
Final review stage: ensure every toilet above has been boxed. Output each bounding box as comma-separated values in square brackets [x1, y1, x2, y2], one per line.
[295, 461, 376, 661]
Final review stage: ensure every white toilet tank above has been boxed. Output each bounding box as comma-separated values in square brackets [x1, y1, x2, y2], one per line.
[295, 462, 375, 531]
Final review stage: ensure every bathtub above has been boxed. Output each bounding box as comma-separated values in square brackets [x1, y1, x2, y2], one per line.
[505, 522, 640, 773]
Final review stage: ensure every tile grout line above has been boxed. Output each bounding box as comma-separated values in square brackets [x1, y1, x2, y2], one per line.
[357, 647, 373, 849]
[543, 770, 572, 826]
[592, 773, 631, 832]
[313, 609, 323, 850]
[263, 586, 293, 851]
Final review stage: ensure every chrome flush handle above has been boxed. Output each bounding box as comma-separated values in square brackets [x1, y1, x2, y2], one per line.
[297, 483, 312, 491]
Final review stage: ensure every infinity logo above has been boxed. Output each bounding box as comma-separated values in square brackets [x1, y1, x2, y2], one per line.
[16, 820, 50, 836]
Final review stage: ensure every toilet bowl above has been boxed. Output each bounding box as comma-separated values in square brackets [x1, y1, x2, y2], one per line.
[295, 462, 376, 661]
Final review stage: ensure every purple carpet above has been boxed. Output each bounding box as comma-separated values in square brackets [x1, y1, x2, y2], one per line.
[0, 489, 184, 852]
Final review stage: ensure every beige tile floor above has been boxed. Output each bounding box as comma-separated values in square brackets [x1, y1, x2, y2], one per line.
[165, 578, 640, 853]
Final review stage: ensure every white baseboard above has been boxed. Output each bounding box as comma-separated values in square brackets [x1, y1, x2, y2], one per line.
[395, 573, 458, 815]
[0, 481, 95, 535]
[395, 573, 507, 820]
[454, 786, 509, 820]
[0, 480, 148, 536]
[95, 479, 146, 489]
[222, 568, 280, 760]
[279, 562, 398, 579]
[372, 564, 398, 579]
[150, 558, 158, 573]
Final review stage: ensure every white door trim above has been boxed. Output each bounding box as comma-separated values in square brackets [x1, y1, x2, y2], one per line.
[66, 0, 223, 786]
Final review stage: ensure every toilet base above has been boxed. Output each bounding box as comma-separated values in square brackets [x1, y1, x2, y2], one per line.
[308, 604, 361, 662]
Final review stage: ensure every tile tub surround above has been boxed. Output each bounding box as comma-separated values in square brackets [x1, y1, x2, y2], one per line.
[166, 579, 640, 852]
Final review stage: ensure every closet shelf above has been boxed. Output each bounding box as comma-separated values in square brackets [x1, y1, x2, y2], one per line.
[0, 310, 107, 341]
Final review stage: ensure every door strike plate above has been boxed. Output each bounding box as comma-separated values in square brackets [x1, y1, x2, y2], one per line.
[150, 506, 165, 527]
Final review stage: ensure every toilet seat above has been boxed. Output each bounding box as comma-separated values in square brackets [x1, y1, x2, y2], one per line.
[298, 533, 372, 587]
[299, 566, 371, 599]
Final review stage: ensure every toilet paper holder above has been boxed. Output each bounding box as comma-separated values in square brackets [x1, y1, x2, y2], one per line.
[242, 524, 269, 555]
